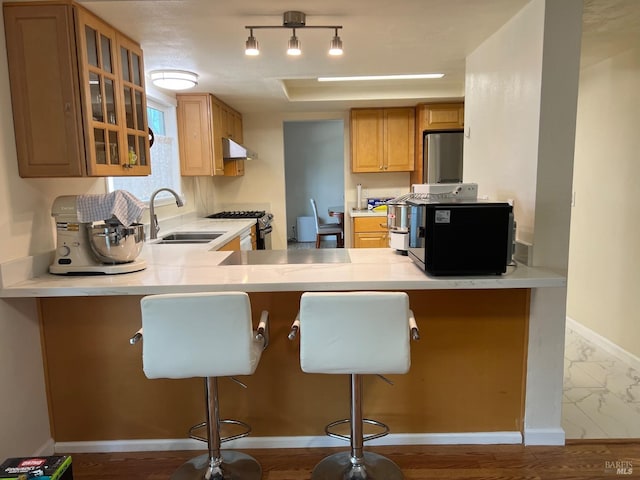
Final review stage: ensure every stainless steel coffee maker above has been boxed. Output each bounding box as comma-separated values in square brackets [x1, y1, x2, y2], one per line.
[50, 195, 146, 275]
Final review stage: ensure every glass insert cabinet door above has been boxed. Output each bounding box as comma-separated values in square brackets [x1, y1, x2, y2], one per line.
[77, 8, 150, 176]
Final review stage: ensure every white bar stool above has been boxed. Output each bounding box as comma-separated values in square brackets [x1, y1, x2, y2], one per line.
[290, 291, 419, 480]
[133, 292, 269, 480]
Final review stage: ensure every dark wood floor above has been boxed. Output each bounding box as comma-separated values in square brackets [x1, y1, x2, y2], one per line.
[64, 441, 640, 479]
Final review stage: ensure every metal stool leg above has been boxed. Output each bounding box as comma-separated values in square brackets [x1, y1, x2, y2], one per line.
[311, 374, 404, 480]
[171, 377, 262, 480]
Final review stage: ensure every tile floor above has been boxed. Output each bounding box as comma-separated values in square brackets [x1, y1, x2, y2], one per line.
[282, 250, 640, 440]
[563, 327, 640, 439]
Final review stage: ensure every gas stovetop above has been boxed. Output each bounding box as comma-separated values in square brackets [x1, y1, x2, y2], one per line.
[207, 210, 266, 219]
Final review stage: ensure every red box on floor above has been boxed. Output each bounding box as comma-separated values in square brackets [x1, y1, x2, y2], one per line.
[0, 456, 72, 479]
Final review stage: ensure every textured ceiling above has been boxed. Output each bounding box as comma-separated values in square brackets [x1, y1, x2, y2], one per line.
[73, 0, 640, 113]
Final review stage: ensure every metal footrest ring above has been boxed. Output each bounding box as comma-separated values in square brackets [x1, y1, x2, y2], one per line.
[188, 419, 252, 444]
[324, 418, 389, 443]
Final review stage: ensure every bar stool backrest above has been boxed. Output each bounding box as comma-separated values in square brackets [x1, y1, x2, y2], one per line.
[299, 291, 411, 375]
[141, 292, 261, 379]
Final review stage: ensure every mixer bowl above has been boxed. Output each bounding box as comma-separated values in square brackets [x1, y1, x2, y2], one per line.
[87, 222, 145, 264]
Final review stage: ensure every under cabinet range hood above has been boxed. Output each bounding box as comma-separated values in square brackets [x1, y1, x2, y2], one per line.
[222, 137, 257, 160]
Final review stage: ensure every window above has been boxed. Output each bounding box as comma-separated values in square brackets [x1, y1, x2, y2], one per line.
[107, 98, 182, 203]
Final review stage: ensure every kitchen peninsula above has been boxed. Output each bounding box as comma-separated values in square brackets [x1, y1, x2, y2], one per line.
[0, 235, 565, 450]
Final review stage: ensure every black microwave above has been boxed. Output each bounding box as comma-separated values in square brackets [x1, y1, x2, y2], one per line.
[407, 200, 514, 276]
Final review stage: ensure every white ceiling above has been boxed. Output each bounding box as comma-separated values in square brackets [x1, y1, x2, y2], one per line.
[76, 0, 640, 114]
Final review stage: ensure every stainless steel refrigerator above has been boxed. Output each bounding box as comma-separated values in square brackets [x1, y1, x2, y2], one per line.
[424, 130, 464, 183]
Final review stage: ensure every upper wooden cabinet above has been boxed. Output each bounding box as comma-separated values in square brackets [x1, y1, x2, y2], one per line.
[176, 93, 244, 177]
[417, 103, 464, 131]
[351, 107, 415, 173]
[3, 2, 151, 177]
[411, 102, 464, 185]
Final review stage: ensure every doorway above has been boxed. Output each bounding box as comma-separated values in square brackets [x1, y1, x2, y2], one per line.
[283, 120, 344, 248]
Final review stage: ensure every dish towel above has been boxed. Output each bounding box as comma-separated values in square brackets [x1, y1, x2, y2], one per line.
[77, 190, 146, 227]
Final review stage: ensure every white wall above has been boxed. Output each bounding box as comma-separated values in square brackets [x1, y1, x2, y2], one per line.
[567, 47, 640, 358]
[464, 0, 582, 444]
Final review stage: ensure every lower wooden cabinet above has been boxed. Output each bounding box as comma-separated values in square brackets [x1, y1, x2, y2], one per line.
[353, 216, 389, 248]
[217, 236, 241, 251]
[250, 225, 257, 250]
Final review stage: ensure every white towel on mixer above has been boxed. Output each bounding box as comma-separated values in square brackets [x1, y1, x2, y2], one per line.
[77, 190, 146, 227]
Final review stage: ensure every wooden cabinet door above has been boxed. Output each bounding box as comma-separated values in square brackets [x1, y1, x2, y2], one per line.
[3, 3, 150, 178]
[176, 94, 243, 177]
[115, 33, 151, 175]
[384, 107, 415, 172]
[232, 111, 244, 143]
[351, 109, 384, 172]
[354, 232, 389, 248]
[177, 94, 215, 176]
[219, 101, 244, 176]
[3, 4, 85, 177]
[218, 236, 241, 251]
[420, 103, 464, 130]
[352, 217, 389, 248]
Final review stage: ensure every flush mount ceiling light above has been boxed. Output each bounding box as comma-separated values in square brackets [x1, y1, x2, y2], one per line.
[150, 70, 199, 90]
[317, 73, 445, 82]
[245, 11, 343, 57]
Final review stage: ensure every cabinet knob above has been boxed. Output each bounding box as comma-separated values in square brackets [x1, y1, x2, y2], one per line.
[379, 165, 383, 170]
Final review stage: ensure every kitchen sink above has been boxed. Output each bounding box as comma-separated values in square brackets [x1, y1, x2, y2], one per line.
[155, 232, 224, 244]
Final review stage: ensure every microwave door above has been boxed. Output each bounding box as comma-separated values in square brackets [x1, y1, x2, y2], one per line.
[425, 131, 464, 183]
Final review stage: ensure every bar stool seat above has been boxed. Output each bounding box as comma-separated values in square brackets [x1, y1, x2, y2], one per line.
[293, 291, 418, 480]
[136, 291, 269, 480]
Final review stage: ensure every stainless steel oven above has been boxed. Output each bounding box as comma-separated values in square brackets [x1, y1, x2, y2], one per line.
[207, 211, 273, 250]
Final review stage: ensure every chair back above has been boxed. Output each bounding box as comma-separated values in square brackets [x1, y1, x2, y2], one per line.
[309, 198, 320, 232]
[299, 291, 411, 375]
[140, 292, 261, 379]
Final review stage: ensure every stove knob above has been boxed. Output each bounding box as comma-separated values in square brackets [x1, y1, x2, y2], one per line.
[57, 245, 71, 257]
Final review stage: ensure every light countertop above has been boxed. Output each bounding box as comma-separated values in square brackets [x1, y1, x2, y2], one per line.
[347, 207, 387, 218]
[0, 213, 566, 296]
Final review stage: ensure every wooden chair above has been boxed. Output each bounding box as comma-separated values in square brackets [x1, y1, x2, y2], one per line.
[310, 198, 344, 248]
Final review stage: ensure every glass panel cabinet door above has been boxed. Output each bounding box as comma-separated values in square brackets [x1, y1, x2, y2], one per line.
[78, 12, 124, 174]
[118, 36, 150, 173]
[77, 8, 149, 176]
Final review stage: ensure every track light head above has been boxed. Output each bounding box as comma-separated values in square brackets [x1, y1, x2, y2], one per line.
[329, 29, 343, 56]
[287, 30, 301, 56]
[245, 29, 259, 56]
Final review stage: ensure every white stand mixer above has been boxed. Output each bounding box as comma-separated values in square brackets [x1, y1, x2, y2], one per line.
[50, 195, 146, 275]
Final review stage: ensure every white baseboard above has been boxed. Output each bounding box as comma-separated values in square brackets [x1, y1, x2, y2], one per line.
[566, 316, 640, 373]
[55, 432, 523, 454]
[523, 428, 565, 446]
[34, 437, 55, 456]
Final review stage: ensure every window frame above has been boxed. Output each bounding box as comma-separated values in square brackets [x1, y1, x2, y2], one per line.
[106, 92, 182, 205]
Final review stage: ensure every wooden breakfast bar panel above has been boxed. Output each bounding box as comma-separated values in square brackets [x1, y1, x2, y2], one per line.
[39, 289, 529, 442]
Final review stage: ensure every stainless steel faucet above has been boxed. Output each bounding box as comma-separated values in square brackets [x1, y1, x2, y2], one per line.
[149, 188, 184, 239]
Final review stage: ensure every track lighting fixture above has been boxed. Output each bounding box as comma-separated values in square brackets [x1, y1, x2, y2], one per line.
[245, 11, 343, 57]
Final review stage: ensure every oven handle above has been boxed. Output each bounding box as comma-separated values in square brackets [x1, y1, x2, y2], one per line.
[259, 225, 273, 238]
